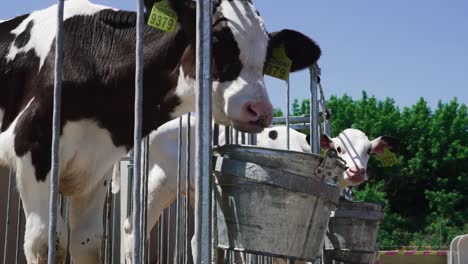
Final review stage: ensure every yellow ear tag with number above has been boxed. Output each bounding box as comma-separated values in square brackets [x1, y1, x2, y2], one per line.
[264, 45, 292, 80]
[375, 149, 399, 167]
[148, 0, 178, 32]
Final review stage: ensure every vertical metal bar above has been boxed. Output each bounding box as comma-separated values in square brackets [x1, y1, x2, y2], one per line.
[127, 154, 134, 217]
[181, 198, 186, 264]
[48, 0, 65, 262]
[155, 220, 160, 264]
[250, 134, 257, 146]
[101, 193, 107, 264]
[166, 207, 171, 264]
[213, 124, 219, 146]
[3, 170, 13, 264]
[211, 171, 218, 264]
[175, 117, 184, 263]
[159, 213, 164, 264]
[212, 121, 220, 264]
[111, 188, 118, 264]
[286, 78, 290, 150]
[317, 80, 332, 138]
[194, 0, 213, 262]
[224, 127, 230, 145]
[103, 185, 112, 264]
[234, 130, 239, 144]
[15, 201, 22, 264]
[185, 113, 191, 264]
[309, 66, 320, 154]
[141, 136, 150, 263]
[132, 0, 145, 262]
[61, 198, 70, 264]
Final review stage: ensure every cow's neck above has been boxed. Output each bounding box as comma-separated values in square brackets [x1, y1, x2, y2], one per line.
[92, 9, 198, 146]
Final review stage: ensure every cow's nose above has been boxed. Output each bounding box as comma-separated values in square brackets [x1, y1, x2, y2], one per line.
[349, 167, 366, 176]
[242, 101, 273, 126]
[348, 167, 366, 183]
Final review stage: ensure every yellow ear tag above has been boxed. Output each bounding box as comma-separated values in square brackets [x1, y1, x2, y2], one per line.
[375, 148, 399, 167]
[264, 45, 292, 80]
[148, 0, 178, 32]
[320, 147, 327, 156]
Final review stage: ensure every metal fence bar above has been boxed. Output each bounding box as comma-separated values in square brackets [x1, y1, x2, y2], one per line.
[175, 117, 184, 263]
[309, 66, 320, 154]
[61, 198, 70, 264]
[141, 136, 150, 263]
[111, 189, 119, 264]
[224, 126, 230, 145]
[166, 207, 171, 264]
[185, 113, 192, 264]
[2, 169, 13, 264]
[286, 79, 290, 150]
[272, 115, 310, 124]
[159, 212, 164, 263]
[15, 201, 22, 264]
[131, 0, 145, 262]
[194, 0, 213, 262]
[48, 0, 65, 262]
[103, 185, 112, 264]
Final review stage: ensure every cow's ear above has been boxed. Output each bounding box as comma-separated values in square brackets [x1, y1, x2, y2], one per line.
[268, 29, 321, 72]
[320, 134, 334, 149]
[371, 136, 400, 155]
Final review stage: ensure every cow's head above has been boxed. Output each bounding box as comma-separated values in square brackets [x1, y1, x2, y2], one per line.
[308, 129, 400, 189]
[147, 0, 321, 132]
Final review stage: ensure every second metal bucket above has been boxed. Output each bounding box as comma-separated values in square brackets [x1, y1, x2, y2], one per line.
[212, 145, 346, 260]
[325, 200, 384, 264]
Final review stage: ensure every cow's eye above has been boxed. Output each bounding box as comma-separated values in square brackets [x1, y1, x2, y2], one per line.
[367, 148, 372, 155]
[337, 147, 342, 153]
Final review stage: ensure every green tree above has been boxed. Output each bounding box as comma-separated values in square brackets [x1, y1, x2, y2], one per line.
[300, 99, 310, 115]
[273, 107, 283, 117]
[294, 93, 468, 249]
[292, 98, 301, 116]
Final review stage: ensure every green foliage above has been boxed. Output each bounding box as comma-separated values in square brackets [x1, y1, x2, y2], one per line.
[273, 107, 283, 117]
[292, 98, 301, 116]
[291, 98, 311, 116]
[291, 93, 468, 249]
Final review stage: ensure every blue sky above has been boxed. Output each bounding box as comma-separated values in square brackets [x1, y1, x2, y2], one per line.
[1, 0, 467, 111]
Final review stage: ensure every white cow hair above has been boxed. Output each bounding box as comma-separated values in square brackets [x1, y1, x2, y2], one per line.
[58, 119, 127, 196]
[6, 0, 115, 70]
[213, 1, 271, 124]
[219, 0, 268, 69]
[0, 98, 35, 167]
[172, 67, 196, 118]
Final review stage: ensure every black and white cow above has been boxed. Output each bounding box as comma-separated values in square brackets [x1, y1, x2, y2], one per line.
[122, 115, 400, 261]
[0, 0, 321, 263]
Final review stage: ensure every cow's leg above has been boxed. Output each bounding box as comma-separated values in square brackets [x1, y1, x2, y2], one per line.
[17, 154, 67, 264]
[68, 175, 109, 264]
[123, 165, 179, 263]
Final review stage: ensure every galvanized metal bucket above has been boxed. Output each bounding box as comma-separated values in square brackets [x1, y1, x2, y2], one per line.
[324, 200, 384, 264]
[212, 145, 346, 260]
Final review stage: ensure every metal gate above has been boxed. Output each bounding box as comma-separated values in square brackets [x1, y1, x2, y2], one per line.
[0, 0, 333, 263]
